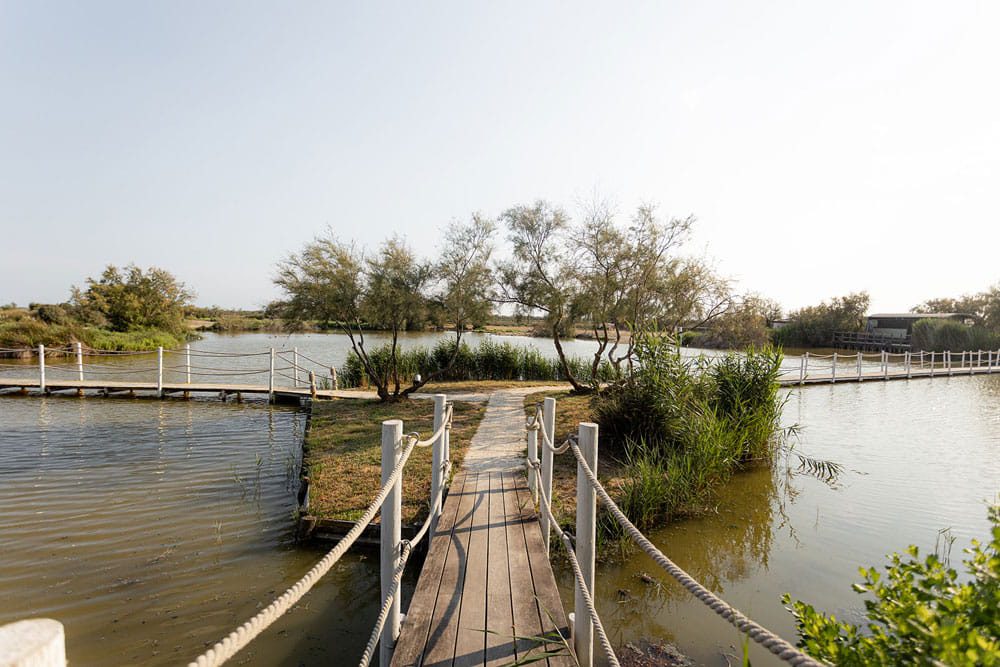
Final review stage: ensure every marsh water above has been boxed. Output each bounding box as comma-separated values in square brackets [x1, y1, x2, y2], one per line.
[1, 332, 998, 665]
[563, 374, 1000, 666]
[0, 396, 416, 665]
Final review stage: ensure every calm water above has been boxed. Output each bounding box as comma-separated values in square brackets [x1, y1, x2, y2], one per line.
[2, 333, 998, 665]
[562, 374, 1000, 666]
[0, 396, 416, 666]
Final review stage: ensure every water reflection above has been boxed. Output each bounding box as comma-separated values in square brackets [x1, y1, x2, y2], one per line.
[564, 375, 1000, 666]
[0, 397, 386, 666]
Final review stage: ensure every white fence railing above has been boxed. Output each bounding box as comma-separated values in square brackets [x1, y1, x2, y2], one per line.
[0, 344, 342, 402]
[780, 348, 1000, 384]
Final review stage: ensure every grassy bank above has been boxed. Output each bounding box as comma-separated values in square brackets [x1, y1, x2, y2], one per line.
[304, 395, 488, 525]
[0, 315, 187, 352]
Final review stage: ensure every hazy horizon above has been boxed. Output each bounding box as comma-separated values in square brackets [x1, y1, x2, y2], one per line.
[2, 2, 998, 313]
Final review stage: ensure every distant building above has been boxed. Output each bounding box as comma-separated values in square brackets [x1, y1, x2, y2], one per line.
[865, 313, 974, 340]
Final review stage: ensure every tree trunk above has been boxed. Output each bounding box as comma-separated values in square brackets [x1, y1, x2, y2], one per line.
[552, 318, 587, 393]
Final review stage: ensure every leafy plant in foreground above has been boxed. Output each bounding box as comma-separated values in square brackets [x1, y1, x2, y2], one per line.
[783, 505, 1000, 666]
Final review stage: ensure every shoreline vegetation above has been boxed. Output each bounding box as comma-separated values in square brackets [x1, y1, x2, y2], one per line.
[526, 336, 790, 558]
[302, 394, 489, 525]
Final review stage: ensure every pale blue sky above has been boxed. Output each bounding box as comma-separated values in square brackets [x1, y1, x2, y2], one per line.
[2, 1, 998, 312]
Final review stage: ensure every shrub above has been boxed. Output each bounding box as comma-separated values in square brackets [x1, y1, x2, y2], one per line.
[592, 333, 786, 528]
[784, 505, 1000, 666]
[337, 339, 610, 388]
[773, 292, 870, 347]
[911, 318, 1000, 352]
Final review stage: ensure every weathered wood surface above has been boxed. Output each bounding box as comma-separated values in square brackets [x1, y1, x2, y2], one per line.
[391, 470, 572, 667]
[0, 377, 490, 401]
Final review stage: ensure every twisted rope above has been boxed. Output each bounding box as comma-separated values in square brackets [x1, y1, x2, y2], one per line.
[187, 434, 419, 667]
[358, 457, 451, 667]
[564, 440, 824, 667]
[528, 458, 619, 667]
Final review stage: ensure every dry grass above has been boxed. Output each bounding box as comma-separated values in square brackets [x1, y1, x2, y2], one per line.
[524, 391, 628, 527]
[305, 398, 487, 524]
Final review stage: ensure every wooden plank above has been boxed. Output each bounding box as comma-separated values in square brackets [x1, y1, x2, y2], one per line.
[503, 471, 547, 665]
[484, 472, 515, 667]
[391, 472, 469, 667]
[420, 470, 479, 666]
[512, 472, 575, 666]
[452, 472, 491, 666]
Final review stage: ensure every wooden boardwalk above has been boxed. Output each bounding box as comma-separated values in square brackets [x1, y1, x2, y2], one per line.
[0, 377, 490, 402]
[777, 364, 999, 386]
[391, 470, 572, 667]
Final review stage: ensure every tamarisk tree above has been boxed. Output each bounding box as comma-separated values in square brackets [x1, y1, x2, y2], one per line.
[499, 199, 732, 392]
[274, 221, 493, 401]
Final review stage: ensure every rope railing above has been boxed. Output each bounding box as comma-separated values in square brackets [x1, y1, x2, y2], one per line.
[189, 394, 454, 667]
[0, 344, 354, 400]
[791, 348, 1000, 384]
[525, 399, 826, 667]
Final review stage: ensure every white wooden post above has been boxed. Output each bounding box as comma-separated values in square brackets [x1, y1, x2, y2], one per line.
[575, 423, 598, 667]
[906, 351, 912, 378]
[948, 351, 953, 376]
[802, 352, 808, 384]
[856, 352, 862, 381]
[526, 411, 538, 502]
[443, 402, 451, 468]
[431, 395, 446, 534]
[330, 366, 338, 391]
[798, 355, 805, 384]
[931, 351, 936, 377]
[883, 350, 888, 379]
[184, 344, 191, 385]
[978, 350, 983, 368]
[990, 351, 994, 373]
[268, 348, 275, 403]
[540, 397, 556, 554]
[156, 347, 164, 397]
[831, 352, 837, 383]
[75, 342, 84, 382]
[0, 618, 66, 667]
[292, 347, 300, 387]
[37, 344, 45, 392]
[309, 371, 317, 398]
[380, 420, 403, 667]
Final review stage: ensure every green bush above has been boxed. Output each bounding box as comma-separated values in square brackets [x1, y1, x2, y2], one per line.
[338, 339, 610, 388]
[911, 318, 1000, 352]
[773, 292, 870, 347]
[784, 505, 1000, 666]
[591, 333, 786, 529]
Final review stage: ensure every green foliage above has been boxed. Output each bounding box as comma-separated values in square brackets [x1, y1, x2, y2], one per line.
[698, 294, 779, 350]
[30, 303, 71, 325]
[0, 319, 184, 351]
[71, 264, 192, 334]
[338, 339, 611, 388]
[915, 284, 1000, 334]
[773, 292, 870, 347]
[911, 318, 1000, 352]
[592, 333, 786, 529]
[784, 505, 1000, 666]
